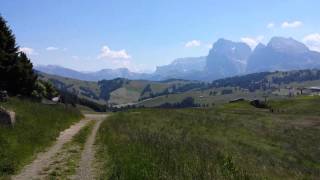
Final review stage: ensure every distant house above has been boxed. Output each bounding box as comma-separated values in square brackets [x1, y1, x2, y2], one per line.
[41, 96, 60, 105]
[229, 98, 245, 103]
[306, 87, 320, 95]
[52, 96, 60, 103]
[308, 87, 320, 91]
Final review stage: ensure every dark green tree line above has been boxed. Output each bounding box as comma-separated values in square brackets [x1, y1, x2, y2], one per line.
[0, 15, 37, 96]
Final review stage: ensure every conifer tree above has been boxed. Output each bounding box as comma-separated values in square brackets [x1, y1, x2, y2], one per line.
[0, 15, 37, 95]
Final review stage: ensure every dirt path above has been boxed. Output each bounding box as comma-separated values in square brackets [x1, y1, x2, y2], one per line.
[12, 114, 107, 180]
[75, 114, 107, 180]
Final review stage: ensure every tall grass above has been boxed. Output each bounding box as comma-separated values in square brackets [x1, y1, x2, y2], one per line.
[0, 98, 83, 177]
[96, 97, 320, 179]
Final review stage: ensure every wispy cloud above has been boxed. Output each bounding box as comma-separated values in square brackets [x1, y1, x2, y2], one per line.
[267, 22, 275, 29]
[303, 33, 320, 52]
[98, 45, 131, 59]
[19, 47, 38, 55]
[240, 36, 264, 49]
[46, 46, 59, 51]
[281, 21, 303, 28]
[185, 40, 201, 48]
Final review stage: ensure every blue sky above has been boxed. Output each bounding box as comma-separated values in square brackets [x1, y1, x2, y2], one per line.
[1, 0, 320, 72]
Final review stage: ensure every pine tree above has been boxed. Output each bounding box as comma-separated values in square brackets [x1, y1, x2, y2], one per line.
[0, 15, 37, 95]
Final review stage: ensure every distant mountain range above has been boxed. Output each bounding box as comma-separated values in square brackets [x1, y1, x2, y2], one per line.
[35, 37, 320, 81]
[35, 65, 152, 81]
[35, 57, 207, 81]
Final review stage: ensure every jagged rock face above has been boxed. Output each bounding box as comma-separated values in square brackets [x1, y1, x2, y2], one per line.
[205, 39, 252, 79]
[0, 107, 15, 127]
[155, 57, 206, 75]
[154, 57, 206, 80]
[246, 37, 320, 73]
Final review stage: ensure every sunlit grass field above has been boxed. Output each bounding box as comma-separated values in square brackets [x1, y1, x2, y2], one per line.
[0, 98, 83, 178]
[97, 96, 320, 179]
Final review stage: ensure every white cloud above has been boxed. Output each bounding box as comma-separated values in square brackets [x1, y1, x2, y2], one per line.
[97, 45, 143, 71]
[303, 33, 320, 52]
[240, 36, 264, 49]
[281, 21, 303, 28]
[46, 46, 59, 51]
[98, 46, 131, 59]
[267, 22, 275, 29]
[185, 40, 201, 48]
[19, 47, 37, 56]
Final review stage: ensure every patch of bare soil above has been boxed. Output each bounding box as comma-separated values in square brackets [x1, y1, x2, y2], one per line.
[75, 115, 106, 180]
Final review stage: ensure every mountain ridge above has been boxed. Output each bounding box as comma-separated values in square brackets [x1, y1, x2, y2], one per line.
[35, 36, 320, 82]
[246, 37, 320, 73]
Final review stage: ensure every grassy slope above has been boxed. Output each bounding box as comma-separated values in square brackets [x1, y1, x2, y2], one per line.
[139, 78, 320, 108]
[109, 80, 193, 105]
[138, 87, 289, 107]
[39, 69, 320, 107]
[96, 96, 320, 179]
[109, 87, 141, 105]
[38, 72, 104, 104]
[0, 98, 83, 177]
[40, 72, 194, 106]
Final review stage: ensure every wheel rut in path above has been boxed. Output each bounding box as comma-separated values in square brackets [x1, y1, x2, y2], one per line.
[12, 114, 107, 180]
[75, 114, 107, 180]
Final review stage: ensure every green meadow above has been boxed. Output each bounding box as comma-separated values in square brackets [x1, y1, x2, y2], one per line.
[96, 96, 320, 179]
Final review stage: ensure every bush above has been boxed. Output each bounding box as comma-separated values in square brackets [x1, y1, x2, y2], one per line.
[250, 99, 269, 109]
[157, 97, 199, 108]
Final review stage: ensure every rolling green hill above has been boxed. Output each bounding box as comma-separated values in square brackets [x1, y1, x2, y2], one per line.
[38, 69, 320, 109]
[38, 72, 194, 107]
[37, 72, 103, 104]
